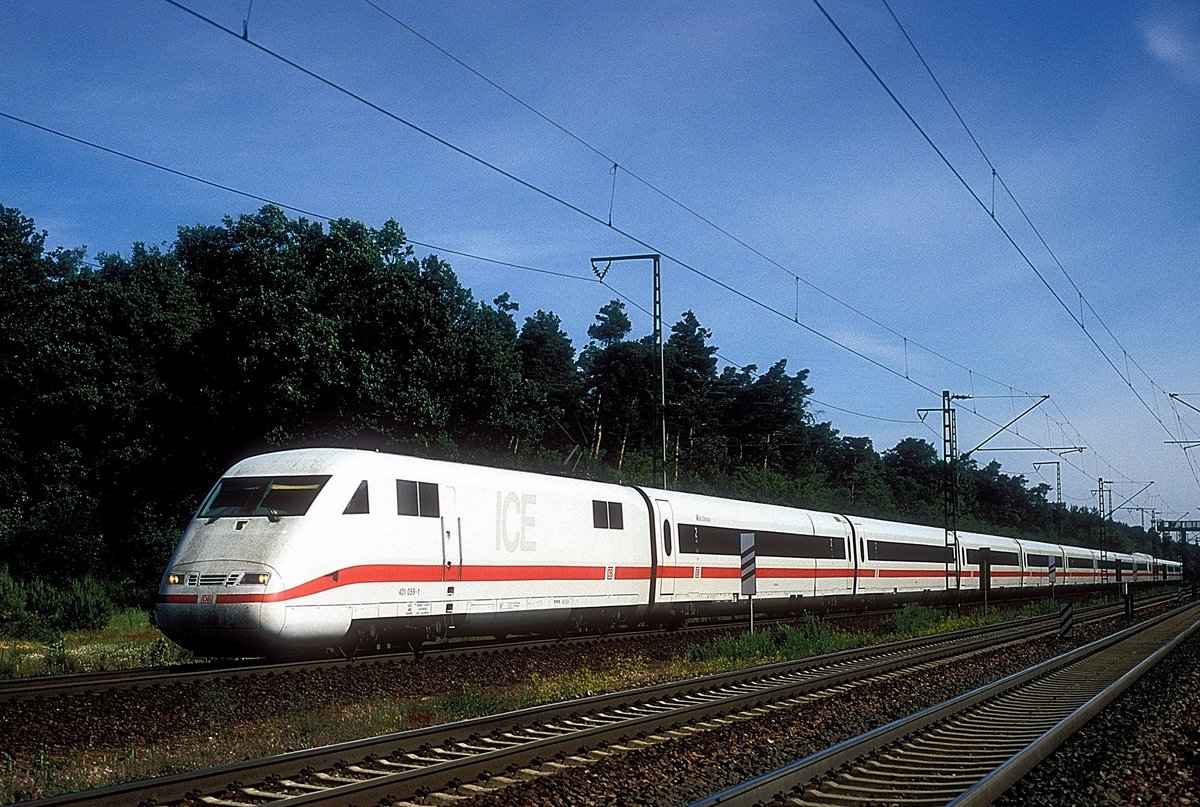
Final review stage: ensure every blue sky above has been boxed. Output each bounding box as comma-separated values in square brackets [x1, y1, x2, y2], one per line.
[4, 1, 1199, 526]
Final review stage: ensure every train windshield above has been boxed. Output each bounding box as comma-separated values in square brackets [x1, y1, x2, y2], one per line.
[200, 475, 331, 520]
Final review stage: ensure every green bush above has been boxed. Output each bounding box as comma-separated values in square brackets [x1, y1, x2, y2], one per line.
[0, 574, 114, 638]
[776, 615, 863, 658]
[886, 603, 941, 636]
[688, 628, 782, 664]
[22, 579, 65, 629]
[60, 578, 114, 631]
[0, 568, 27, 623]
[1016, 599, 1058, 618]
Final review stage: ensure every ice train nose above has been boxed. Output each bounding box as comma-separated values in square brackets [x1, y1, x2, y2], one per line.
[156, 563, 284, 656]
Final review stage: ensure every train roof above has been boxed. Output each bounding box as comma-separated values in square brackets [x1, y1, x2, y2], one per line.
[219, 448, 636, 496]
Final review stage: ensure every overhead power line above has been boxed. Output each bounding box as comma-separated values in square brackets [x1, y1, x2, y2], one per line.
[882, 0, 1177, 428]
[878, 0, 1194, 501]
[157, 0, 1154, 491]
[355, 0, 1178, 505]
[0, 110, 590, 287]
[359, 0, 1034, 399]
[0, 106, 921, 430]
[9, 5, 1143, 500]
[814, 0, 1187, 466]
[159, 0, 946, 393]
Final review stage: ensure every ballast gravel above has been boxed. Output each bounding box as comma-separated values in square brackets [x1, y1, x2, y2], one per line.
[4, 605, 1195, 805]
[451, 634, 1062, 807]
[431, 610, 1200, 807]
[997, 628, 1200, 806]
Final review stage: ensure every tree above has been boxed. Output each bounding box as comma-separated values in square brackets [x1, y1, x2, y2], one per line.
[3, 202, 1145, 602]
[584, 338, 657, 471]
[713, 359, 813, 473]
[515, 310, 581, 452]
[581, 300, 657, 471]
[665, 310, 719, 481]
[586, 299, 631, 347]
[882, 438, 942, 522]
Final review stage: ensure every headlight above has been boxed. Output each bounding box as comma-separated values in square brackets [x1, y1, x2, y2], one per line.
[240, 572, 270, 585]
[167, 573, 185, 586]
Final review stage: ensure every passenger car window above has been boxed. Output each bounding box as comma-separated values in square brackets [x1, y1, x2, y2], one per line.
[397, 480, 419, 516]
[418, 481, 440, 518]
[397, 479, 440, 518]
[592, 500, 624, 529]
[593, 500, 609, 529]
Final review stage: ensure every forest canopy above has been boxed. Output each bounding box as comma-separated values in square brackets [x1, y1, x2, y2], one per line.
[0, 204, 1170, 606]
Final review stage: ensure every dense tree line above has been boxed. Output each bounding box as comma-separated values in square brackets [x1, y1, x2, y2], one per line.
[0, 204, 1174, 608]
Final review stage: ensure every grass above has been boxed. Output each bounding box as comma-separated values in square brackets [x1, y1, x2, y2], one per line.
[683, 598, 1089, 671]
[685, 615, 873, 671]
[0, 608, 199, 678]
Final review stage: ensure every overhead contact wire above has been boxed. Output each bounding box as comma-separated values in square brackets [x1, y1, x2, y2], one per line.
[162, 0, 941, 398]
[1, 105, 921, 430]
[361, 0, 1031, 398]
[65, 3, 1122, 488]
[814, 0, 1183, 451]
[162, 0, 1118, 481]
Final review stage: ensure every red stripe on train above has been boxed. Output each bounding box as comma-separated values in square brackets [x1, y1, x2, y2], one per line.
[156, 562, 1137, 605]
[159, 563, 653, 604]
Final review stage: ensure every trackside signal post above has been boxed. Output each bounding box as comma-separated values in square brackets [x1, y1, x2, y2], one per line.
[1059, 602, 1073, 639]
[741, 533, 756, 633]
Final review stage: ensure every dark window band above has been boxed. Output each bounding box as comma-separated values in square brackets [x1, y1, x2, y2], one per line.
[965, 548, 1020, 566]
[678, 523, 845, 560]
[868, 539, 953, 563]
[1025, 553, 1063, 569]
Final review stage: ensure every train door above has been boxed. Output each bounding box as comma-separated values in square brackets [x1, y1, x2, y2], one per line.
[851, 519, 874, 596]
[847, 518, 860, 597]
[441, 487, 462, 581]
[656, 499, 677, 597]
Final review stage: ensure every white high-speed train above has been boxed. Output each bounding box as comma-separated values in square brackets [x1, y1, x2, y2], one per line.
[155, 448, 1183, 656]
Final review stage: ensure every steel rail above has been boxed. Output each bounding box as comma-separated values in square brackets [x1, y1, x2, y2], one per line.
[0, 593, 1095, 702]
[19, 597, 1157, 807]
[949, 602, 1200, 806]
[689, 600, 1199, 807]
[0, 610, 873, 702]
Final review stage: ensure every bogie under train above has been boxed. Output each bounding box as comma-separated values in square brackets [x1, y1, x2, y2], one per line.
[156, 448, 1183, 656]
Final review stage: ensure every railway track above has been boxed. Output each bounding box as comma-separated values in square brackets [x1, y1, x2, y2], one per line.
[691, 599, 1200, 807]
[0, 607, 897, 702]
[20, 596, 1162, 807]
[0, 592, 1126, 703]
[0, 617, 793, 702]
